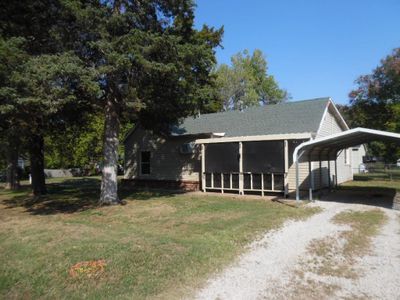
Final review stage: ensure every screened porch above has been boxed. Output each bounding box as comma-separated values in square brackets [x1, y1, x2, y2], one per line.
[196, 134, 310, 196]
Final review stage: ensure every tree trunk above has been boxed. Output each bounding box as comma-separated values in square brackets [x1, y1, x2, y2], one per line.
[29, 133, 47, 196]
[99, 98, 120, 205]
[5, 141, 20, 190]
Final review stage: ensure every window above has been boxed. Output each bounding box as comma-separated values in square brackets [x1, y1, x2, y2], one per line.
[140, 151, 151, 175]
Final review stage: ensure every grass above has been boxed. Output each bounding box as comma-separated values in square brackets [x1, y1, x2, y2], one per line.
[0, 177, 318, 299]
[291, 209, 387, 299]
[342, 173, 400, 192]
[306, 209, 387, 279]
[333, 209, 387, 257]
[339, 173, 400, 208]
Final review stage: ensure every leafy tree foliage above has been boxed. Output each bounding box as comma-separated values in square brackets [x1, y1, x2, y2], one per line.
[215, 49, 287, 110]
[45, 113, 133, 173]
[0, 37, 29, 189]
[65, 0, 222, 204]
[15, 53, 98, 194]
[1, 0, 221, 202]
[347, 48, 400, 162]
[0, 0, 100, 194]
[44, 114, 103, 170]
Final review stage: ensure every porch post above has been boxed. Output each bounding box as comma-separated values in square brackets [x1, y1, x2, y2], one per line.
[284, 140, 289, 197]
[239, 142, 244, 195]
[327, 159, 331, 189]
[319, 154, 322, 190]
[308, 155, 314, 201]
[201, 144, 206, 192]
[335, 157, 338, 188]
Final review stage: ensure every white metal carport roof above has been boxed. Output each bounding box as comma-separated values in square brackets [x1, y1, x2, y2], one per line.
[293, 127, 400, 201]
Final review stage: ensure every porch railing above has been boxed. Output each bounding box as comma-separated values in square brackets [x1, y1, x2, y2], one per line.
[203, 172, 285, 195]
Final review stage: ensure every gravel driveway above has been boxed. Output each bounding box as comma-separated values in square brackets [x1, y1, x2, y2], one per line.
[195, 200, 400, 300]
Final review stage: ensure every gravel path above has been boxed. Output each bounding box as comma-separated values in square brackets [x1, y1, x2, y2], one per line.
[336, 208, 400, 299]
[194, 201, 400, 300]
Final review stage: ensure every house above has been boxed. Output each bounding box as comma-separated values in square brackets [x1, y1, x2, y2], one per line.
[351, 145, 367, 174]
[123, 98, 366, 196]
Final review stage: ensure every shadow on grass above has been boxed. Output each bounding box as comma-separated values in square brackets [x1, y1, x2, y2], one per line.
[1, 177, 177, 215]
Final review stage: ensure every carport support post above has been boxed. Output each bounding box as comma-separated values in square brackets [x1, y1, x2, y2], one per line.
[284, 140, 289, 197]
[239, 142, 244, 195]
[201, 144, 206, 192]
[335, 158, 338, 188]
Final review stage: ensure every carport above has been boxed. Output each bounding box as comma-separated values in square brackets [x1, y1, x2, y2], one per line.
[293, 127, 400, 202]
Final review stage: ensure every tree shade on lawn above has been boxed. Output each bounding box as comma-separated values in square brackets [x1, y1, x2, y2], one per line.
[0, 177, 318, 299]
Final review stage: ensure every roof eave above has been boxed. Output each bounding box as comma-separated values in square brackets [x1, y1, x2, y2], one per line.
[195, 132, 313, 144]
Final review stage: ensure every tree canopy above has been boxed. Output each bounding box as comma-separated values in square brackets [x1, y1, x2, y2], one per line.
[345, 48, 400, 162]
[0, 0, 223, 202]
[215, 49, 287, 111]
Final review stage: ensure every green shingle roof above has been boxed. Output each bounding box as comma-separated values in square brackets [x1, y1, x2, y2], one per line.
[171, 98, 330, 137]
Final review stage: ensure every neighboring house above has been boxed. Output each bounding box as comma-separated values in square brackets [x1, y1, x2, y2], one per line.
[124, 98, 365, 195]
[351, 145, 367, 174]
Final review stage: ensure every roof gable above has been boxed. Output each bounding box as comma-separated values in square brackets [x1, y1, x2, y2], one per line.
[171, 98, 331, 137]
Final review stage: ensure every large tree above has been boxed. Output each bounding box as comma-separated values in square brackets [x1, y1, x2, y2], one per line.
[215, 49, 287, 111]
[10, 53, 98, 195]
[348, 48, 400, 162]
[0, 37, 29, 190]
[69, 0, 222, 204]
[1, 0, 221, 201]
[0, 0, 98, 195]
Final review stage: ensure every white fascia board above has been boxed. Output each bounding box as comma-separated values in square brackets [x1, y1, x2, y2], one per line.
[315, 99, 350, 138]
[315, 100, 330, 139]
[195, 133, 312, 144]
[328, 98, 350, 130]
[293, 127, 400, 163]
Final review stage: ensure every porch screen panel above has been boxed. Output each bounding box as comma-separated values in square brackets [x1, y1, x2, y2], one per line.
[205, 143, 239, 173]
[243, 141, 284, 173]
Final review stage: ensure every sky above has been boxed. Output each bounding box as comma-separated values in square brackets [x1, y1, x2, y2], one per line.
[194, 0, 400, 104]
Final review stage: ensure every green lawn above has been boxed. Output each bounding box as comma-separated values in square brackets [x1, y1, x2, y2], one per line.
[341, 173, 400, 191]
[0, 177, 318, 299]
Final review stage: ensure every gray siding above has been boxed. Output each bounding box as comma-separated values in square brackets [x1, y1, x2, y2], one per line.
[287, 161, 311, 191]
[315, 104, 352, 187]
[124, 102, 358, 192]
[124, 127, 200, 182]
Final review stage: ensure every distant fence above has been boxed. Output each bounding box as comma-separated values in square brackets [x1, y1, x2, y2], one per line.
[356, 163, 400, 180]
